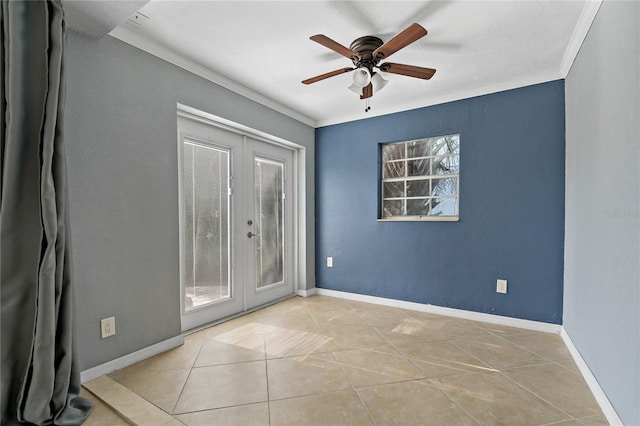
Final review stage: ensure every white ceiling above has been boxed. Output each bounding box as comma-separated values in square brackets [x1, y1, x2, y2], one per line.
[62, 0, 147, 39]
[79, 1, 599, 127]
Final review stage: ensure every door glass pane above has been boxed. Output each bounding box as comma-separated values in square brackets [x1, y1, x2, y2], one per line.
[183, 140, 231, 311]
[254, 158, 284, 288]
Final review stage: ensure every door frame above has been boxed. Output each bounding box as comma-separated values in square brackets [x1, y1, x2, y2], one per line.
[176, 104, 307, 332]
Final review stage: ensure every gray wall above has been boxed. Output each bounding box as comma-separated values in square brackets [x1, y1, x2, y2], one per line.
[564, 1, 639, 424]
[65, 31, 315, 370]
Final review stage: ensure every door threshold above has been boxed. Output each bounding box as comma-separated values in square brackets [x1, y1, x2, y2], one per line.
[182, 293, 297, 336]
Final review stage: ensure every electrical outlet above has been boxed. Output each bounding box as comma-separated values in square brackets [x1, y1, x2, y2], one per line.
[101, 317, 116, 339]
[496, 279, 508, 294]
[327, 257, 333, 268]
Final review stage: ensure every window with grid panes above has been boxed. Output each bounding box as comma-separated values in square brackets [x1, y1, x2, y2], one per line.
[380, 134, 459, 221]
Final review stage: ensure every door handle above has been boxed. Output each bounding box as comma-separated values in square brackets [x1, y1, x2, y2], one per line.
[247, 232, 259, 239]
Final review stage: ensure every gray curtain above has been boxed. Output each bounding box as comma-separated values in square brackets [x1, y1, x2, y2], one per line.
[0, 1, 92, 424]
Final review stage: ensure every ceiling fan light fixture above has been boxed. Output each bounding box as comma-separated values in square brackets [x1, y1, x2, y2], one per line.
[371, 72, 388, 92]
[352, 67, 371, 88]
[348, 83, 362, 94]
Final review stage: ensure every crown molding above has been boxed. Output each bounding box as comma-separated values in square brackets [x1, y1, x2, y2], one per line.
[560, 0, 603, 77]
[109, 26, 316, 128]
[315, 71, 562, 128]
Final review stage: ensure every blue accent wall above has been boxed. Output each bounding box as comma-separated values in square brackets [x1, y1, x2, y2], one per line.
[315, 80, 565, 324]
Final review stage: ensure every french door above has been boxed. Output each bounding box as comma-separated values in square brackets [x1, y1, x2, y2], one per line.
[178, 116, 294, 331]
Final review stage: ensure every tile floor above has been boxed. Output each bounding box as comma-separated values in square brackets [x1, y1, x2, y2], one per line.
[82, 295, 608, 425]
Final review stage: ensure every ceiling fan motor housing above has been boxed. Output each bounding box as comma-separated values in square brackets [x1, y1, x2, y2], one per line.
[349, 36, 384, 71]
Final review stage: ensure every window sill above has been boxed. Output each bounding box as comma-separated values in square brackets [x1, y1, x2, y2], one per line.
[377, 216, 459, 222]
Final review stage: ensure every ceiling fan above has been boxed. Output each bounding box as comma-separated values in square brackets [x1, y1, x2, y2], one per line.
[302, 23, 436, 106]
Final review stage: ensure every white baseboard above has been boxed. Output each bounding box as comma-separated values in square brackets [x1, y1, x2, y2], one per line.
[297, 288, 318, 297]
[315, 288, 562, 334]
[80, 335, 184, 383]
[560, 328, 623, 426]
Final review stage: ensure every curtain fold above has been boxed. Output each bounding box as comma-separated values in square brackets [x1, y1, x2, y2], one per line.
[1, 1, 92, 424]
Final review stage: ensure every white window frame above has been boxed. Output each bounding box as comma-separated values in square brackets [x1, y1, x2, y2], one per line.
[379, 134, 460, 222]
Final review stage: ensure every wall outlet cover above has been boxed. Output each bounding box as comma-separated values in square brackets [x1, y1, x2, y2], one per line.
[327, 257, 333, 268]
[101, 317, 116, 339]
[496, 279, 508, 294]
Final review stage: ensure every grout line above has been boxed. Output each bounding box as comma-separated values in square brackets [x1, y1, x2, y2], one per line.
[352, 386, 377, 426]
[489, 331, 569, 364]
[447, 340, 498, 371]
[170, 333, 205, 414]
[169, 367, 194, 415]
[263, 337, 272, 426]
[498, 369, 577, 422]
[426, 382, 483, 426]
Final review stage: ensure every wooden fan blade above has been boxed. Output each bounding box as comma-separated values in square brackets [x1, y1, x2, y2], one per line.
[302, 67, 354, 85]
[379, 62, 436, 80]
[372, 23, 428, 60]
[310, 34, 360, 60]
[360, 83, 373, 99]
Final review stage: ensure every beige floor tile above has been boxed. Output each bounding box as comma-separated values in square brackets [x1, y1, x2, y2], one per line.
[264, 328, 333, 358]
[477, 321, 545, 337]
[503, 332, 574, 362]
[374, 316, 487, 346]
[308, 308, 368, 327]
[183, 329, 209, 343]
[195, 338, 265, 367]
[395, 340, 495, 377]
[86, 296, 603, 426]
[303, 296, 360, 313]
[541, 420, 584, 426]
[401, 308, 453, 321]
[334, 348, 424, 388]
[109, 367, 190, 413]
[444, 320, 504, 341]
[503, 363, 603, 418]
[269, 389, 373, 426]
[81, 388, 130, 426]
[352, 307, 413, 329]
[83, 376, 174, 425]
[348, 301, 397, 312]
[201, 314, 266, 339]
[262, 311, 320, 333]
[267, 353, 351, 400]
[451, 333, 547, 370]
[317, 323, 398, 353]
[577, 414, 610, 425]
[173, 361, 267, 414]
[174, 402, 269, 426]
[558, 360, 581, 373]
[428, 371, 570, 425]
[117, 339, 202, 374]
[260, 296, 306, 314]
[357, 380, 478, 425]
[210, 327, 266, 351]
